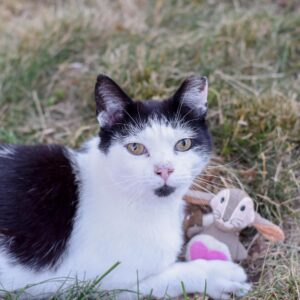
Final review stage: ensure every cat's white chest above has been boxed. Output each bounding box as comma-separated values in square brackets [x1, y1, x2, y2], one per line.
[65, 191, 185, 289]
[117, 208, 183, 270]
[100, 209, 184, 289]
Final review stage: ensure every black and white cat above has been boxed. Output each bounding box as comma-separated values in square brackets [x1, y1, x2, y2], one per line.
[0, 75, 250, 299]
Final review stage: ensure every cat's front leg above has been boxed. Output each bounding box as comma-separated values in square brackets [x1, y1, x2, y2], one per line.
[126, 260, 251, 300]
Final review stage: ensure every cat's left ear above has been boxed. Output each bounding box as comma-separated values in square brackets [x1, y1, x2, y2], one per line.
[95, 74, 133, 128]
[172, 76, 208, 116]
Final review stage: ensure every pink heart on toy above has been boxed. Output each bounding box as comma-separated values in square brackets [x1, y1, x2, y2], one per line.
[190, 241, 229, 261]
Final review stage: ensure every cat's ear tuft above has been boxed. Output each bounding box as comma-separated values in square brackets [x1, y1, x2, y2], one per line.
[173, 76, 208, 115]
[95, 75, 132, 127]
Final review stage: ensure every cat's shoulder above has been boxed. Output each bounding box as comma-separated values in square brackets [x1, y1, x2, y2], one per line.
[0, 143, 80, 270]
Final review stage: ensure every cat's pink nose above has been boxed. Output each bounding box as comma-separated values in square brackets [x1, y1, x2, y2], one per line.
[154, 165, 174, 182]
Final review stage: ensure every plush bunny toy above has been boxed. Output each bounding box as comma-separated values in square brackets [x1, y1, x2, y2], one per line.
[183, 189, 285, 262]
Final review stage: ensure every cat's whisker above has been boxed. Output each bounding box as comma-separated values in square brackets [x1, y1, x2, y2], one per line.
[196, 174, 239, 186]
[100, 177, 136, 188]
[106, 177, 153, 189]
[193, 177, 232, 190]
[110, 176, 158, 191]
[102, 176, 146, 189]
[128, 188, 145, 207]
[177, 104, 200, 125]
[189, 182, 216, 195]
[117, 173, 154, 180]
[104, 173, 153, 184]
[123, 110, 143, 131]
[205, 158, 241, 169]
[185, 167, 239, 185]
[181, 117, 204, 127]
[174, 92, 185, 125]
[176, 174, 217, 193]
[136, 104, 143, 130]
[124, 181, 147, 207]
[180, 176, 224, 192]
[113, 183, 145, 198]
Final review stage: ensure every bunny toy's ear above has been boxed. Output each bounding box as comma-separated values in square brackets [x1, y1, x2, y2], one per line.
[183, 190, 214, 206]
[252, 213, 285, 242]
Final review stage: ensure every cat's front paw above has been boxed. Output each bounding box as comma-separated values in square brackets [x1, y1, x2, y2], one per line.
[193, 260, 251, 300]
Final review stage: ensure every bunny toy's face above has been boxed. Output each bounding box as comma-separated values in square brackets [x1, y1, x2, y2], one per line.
[210, 189, 256, 231]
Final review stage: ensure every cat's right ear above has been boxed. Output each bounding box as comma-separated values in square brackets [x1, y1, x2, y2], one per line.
[172, 75, 208, 116]
[95, 75, 132, 128]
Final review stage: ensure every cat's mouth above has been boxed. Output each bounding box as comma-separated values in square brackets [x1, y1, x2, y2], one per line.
[154, 185, 176, 197]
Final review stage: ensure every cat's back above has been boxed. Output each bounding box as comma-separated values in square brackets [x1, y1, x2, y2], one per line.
[0, 144, 79, 270]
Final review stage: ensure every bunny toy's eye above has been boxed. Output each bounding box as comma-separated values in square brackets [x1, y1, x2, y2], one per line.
[240, 205, 246, 211]
[220, 197, 225, 203]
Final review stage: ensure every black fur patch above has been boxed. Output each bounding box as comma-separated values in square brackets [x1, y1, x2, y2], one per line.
[0, 144, 79, 270]
[154, 185, 176, 197]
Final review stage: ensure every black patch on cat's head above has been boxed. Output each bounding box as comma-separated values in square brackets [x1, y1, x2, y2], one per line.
[95, 75, 212, 155]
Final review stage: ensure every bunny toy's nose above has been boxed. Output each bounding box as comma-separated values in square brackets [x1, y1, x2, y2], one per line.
[154, 165, 174, 182]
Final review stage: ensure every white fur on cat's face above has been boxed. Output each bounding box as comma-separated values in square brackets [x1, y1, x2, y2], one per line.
[104, 119, 209, 200]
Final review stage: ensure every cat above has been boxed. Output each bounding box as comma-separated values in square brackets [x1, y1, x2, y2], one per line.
[0, 75, 250, 299]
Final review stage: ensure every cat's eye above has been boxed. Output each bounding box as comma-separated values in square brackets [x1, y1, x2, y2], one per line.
[220, 197, 225, 203]
[174, 138, 192, 152]
[126, 143, 147, 156]
[240, 205, 246, 211]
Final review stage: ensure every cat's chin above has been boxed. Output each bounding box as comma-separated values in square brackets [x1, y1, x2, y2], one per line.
[154, 185, 176, 197]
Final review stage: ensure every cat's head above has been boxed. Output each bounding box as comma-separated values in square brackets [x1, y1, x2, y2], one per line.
[95, 75, 212, 200]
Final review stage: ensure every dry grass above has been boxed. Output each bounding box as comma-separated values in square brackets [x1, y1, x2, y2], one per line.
[0, 0, 299, 299]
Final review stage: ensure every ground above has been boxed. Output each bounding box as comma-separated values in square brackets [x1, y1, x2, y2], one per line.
[0, 0, 299, 299]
